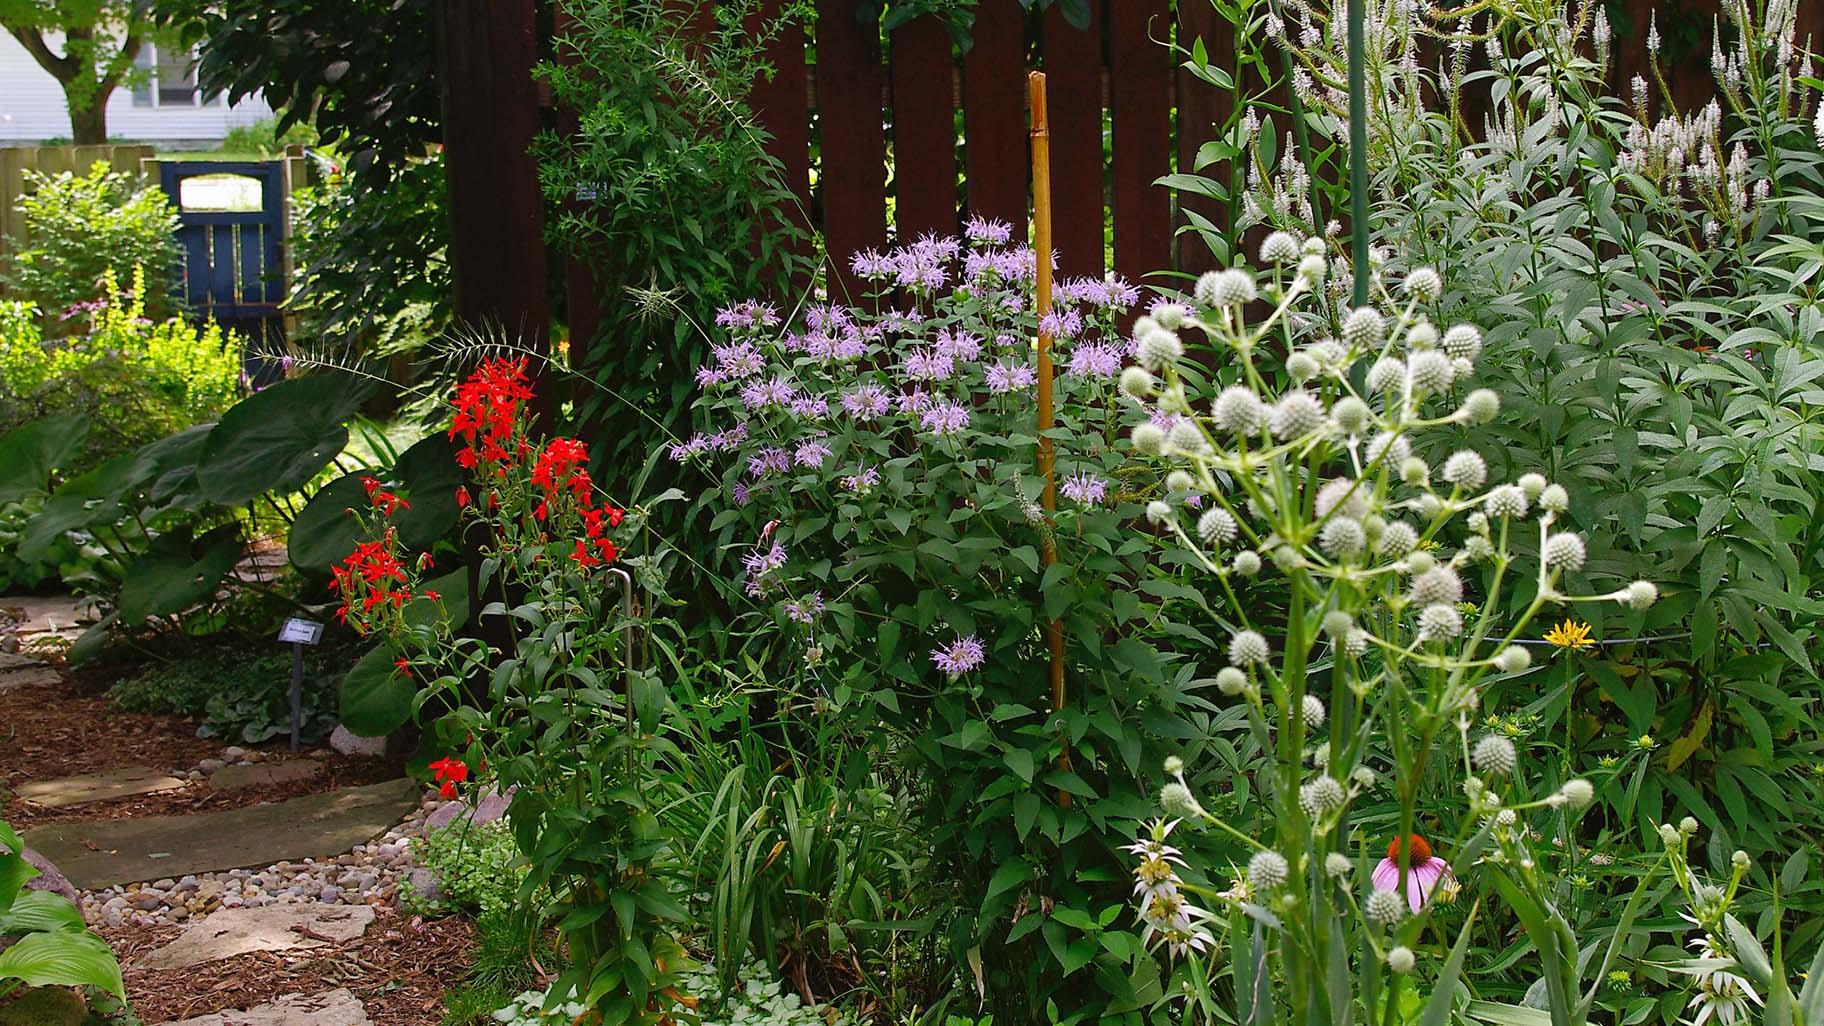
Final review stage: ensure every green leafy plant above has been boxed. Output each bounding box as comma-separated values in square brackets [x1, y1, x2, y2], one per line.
[0, 819, 124, 1001]
[1, 164, 180, 323]
[111, 646, 341, 743]
[407, 822, 535, 920]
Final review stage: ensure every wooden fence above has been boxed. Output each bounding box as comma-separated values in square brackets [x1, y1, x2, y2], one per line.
[558, 0, 1796, 339]
[0, 144, 157, 274]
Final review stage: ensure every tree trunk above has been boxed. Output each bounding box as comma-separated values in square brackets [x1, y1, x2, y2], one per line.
[67, 94, 108, 145]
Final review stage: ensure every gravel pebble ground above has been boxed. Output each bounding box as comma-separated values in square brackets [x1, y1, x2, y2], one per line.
[79, 788, 444, 929]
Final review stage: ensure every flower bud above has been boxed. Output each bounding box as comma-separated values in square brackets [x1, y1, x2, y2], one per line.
[1400, 457, 1430, 487]
[1146, 500, 1175, 525]
[1518, 473, 1547, 499]
[1494, 646, 1531, 673]
[1405, 267, 1442, 302]
[1287, 351, 1319, 381]
[1387, 946, 1416, 974]
[1119, 365, 1155, 398]
[1166, 470, 1196, 495]
[1233, 550, 1262, 576]
[1460, 389, 1500, 424]
[1216, 666, 1249, 695]
[1131, 422, 1166, 455]
[1560, 779, 1595, 809]
[1163, 755, 1185, 775]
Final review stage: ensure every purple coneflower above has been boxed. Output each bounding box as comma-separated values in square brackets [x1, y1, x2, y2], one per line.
[1373, 835, 1455, 914]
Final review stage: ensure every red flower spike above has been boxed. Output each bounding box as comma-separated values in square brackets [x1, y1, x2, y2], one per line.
[394, 658, 413, 678]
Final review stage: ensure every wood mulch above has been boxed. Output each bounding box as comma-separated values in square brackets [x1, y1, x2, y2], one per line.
[0, 665, 405, 829]
[114, 910, 476, 1026]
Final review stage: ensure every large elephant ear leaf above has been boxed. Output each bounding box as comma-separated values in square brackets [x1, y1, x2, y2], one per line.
[127, 423, 216, 502]
[288, 473, 373, 574]
[18, 454, 137, 564]
[339, 643, 416, 737]
[196, 374, 376, 506]
[390, 433, 463, 550]
[117, 525, 245, 625]
[0, 414, 89, 503]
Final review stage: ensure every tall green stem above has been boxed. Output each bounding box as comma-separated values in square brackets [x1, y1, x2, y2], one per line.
[1347, 0, 1369, 306]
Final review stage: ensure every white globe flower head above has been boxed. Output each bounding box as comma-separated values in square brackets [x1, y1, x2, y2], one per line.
[1408, 349, 1455, 393]
[1539, 483, 1570, 513]
[1248, 850, 1290, 890]
[1473, 734, 1518, 775]
[1165, 470, 1196, 495]
[1131, 315, 1160, 338]
[1325, 852, 1353, 877]
[1119, 365, 1155, 399]
[1543, 531, 1587, 573]
[1331, 395, 1371, 435]
[1405, 321, 1439, 349]
[1441, 450, 1488, 492]
[1286, 351, 1320, 381]
[1215, 666, 1249, 695]
[1233, 550, 1262, 576]
[1460, 388, 1501, 424]
[1161, 781, 1205, 818]
[1302, 235, 1326, 256]
[1261, 230, 1302, 264]
[1405, 550, 1436, 575]
[1378, 520, 1419, 556]
[1518, 473, 1548, 499]
[1342, 306, 1387, 348]
[1485, 484, 1528, 519]
[1320, 517, 1367, 558]
[1559, 779, 1595, 809]
[1441, 323, 1483, 360]
[1405, 267, 1442, 302]
[1302, 694, 1327, 729]
[1418, 602, 1464, 641]
[1195, 268, 1257, 308]
[1410, 566, 1463, 605]
[1213, 385, 1266, 435]
[1163, 755, 1185, 776]
[1315, 478, 1368, 519]
[1270, 389, 1326, 439]
[1322, 610, 1354, 639]
[1387, 946, 1416, 974]
[1345, 628, 1370, 656]
[1131, 421, 1166, 455]
[1297, 253, 1328, 285]
[1351, 764, 1375, 787]
[1198, 508, 1239, 547]
[1146, 500, 1176, 526]
[1137, 327, 1185, 371]
[1299, 776, 1346, 816]
[1366, 357, 1405, 394]
[1368, 432, 1410, 468]
[1623, 581, 1658, 609]
[1365, 888, 1405, 924]
[1229, 629, 1271, 666]
[1495, 645, 1531, 673]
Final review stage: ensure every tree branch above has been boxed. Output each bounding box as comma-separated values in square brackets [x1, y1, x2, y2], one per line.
[7, 26, 76, 83]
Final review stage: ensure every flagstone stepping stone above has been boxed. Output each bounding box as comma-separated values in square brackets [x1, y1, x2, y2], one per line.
[210, 760, 323, 791]
[138, 904, 376, 970]
[17, 766, 189, 808]
[165, 989, 370, 1026]
[0, 594, 94, 639]
[24, 778, 420, 890]
[0, 666, 58, 691]
[0, 652, 38, 671]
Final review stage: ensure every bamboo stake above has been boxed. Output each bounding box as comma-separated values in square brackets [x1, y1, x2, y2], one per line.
[1029, 70, 1072, 807]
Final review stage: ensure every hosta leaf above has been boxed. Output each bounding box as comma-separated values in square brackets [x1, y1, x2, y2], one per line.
[0, 929, 124, 997]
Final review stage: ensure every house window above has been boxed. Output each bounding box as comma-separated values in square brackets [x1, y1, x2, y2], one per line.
[131, 45, 219, 108]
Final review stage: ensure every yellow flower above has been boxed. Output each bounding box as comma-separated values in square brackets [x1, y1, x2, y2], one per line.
[1544, 619, 1595, 651]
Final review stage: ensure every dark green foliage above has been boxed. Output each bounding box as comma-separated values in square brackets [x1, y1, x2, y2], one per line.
[0, 164, 180, 324]
[535, 0, 810, 498]
[109, 645, 341, 744]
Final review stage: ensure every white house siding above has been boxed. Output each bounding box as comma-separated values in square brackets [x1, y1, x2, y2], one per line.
[0, 31, 272, 146]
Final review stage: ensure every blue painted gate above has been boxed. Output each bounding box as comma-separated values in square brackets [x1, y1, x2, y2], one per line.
[158, 161, 286, 374]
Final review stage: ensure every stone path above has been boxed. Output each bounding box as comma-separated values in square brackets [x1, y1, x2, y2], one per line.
[0, 593, 94, 646]
[25, 778, 421, 890]
[16, 766, 190, 808]
[138, 904, 376, 970]
[168, 989, 371, 1026]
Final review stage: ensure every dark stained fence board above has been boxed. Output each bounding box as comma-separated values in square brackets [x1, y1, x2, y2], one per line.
[962, 2, 1028, 228]
[1175, 0, 1229, 276]
[815, 0, 888, 302]
[889, 15, 959, 242]
[750, 0, 815, 277]
[1109, 0, 1173, 298]
[1042, 3, 1104, 278]
[553, 5, 601, 367]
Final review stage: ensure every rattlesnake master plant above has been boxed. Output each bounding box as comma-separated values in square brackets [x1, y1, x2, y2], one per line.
[1122, 241, 1659, 1021]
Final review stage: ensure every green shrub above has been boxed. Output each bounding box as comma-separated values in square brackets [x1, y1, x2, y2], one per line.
[406, 822, 534, 920]
[218, 117, 319, 157]
[1, 163, 180, 324]
[0, 268, 240, 473]
[109, 647, 339, 744]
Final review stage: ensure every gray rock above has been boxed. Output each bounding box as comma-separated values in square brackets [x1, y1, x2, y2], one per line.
[328, 724, 387, 758]
[20, 847, 80, 904]
[137, 904, 376, 970]
[222, 747, 247, 761]
[403, 867, 442, 903]
[423, 787, 514, 832]
[197, 758, 227, 774]
[166, 988, 371, 1026]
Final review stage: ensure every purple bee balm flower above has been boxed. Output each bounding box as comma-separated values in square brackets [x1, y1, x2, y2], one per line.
[695, 366, 729, 389]
[711, 341, 765, 378]
[747, 447, 792, 479]
[985, 362, 1037, 394]
[965, 216, 1014, 245]
[782, 592, 824, 624]
[851, 249, 891, 279]
[842, 384, 891, 421]
[710, 423, 748, 451]
[1066, 342, 1124, 378]
[931, 635, 986, 677]
[841, 466, 881, 492]
[897, 389, 933, 415]
[794, 438, 833, 468]
[788, 394, 830, 420]
[903, 349, 955, 382]
[742, 539, 788, 577]
[667, 434, 711, 462]
[1060, 473, 1109, 505]
[1039, 309, 1085, 339]
[731, 482, 750, 505]
[714, 301, 780, 332]
[935, 329, 982, 361]
[921, 400, 971, 436]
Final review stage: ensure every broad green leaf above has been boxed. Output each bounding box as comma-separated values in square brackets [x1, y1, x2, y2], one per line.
[196, 374, 375, 505]
[338, 643, 415, 737]
[0, 414, 88, 503]
[117, 527, 244, 624]
[287, 472, 372, 573]
[0, 890, 86, 934]
[0, 929, 125, 997]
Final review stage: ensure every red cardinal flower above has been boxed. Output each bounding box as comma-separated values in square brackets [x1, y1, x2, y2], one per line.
[429, 757, 469, 799]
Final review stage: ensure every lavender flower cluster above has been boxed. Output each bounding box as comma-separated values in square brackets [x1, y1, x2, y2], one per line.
[680, 220, 1151, 675]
